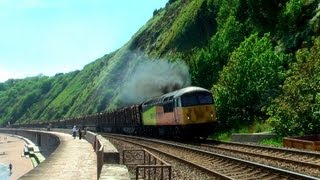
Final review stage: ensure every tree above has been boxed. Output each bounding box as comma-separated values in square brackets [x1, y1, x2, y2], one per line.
[192, 16, 245, 89]
[214, 33, 287, 130]
[267, 37, 320, 136]
[276, 0, 317, 52]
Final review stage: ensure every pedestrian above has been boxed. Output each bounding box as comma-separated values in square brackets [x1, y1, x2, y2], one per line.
[72, 125, 77, 139]
[78, 127, 82, 140]
[9, 163, 12, 174]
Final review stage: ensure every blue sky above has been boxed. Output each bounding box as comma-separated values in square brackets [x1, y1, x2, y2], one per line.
[0, 0, 167, 82]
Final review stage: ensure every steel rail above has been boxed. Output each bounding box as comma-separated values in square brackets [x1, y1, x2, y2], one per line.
[103, 133, 318, 180]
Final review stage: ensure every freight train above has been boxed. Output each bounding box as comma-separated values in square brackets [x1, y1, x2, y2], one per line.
[13, 86, 217, 138]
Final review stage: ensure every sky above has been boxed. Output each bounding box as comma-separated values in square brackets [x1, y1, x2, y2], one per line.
[0, 0, 168, 82]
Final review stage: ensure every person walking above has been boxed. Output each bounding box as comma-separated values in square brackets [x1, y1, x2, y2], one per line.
[78, 127, 82, 140]
[9, 163, 12, 174]
[72, 126, 77, 139]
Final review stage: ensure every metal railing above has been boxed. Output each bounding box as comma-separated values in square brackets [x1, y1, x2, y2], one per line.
[123, 149, 172, 180]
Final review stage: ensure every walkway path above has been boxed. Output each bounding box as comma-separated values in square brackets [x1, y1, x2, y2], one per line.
[20, 131, 97, 180]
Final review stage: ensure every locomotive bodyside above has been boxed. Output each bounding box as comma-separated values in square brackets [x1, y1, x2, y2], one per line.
[142, 90, 177, 126]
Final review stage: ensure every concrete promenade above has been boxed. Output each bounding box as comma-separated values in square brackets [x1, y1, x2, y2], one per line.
[20, 131, 97, 180]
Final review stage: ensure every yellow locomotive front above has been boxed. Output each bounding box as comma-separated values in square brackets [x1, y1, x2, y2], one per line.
[172, 87, 216, 138]
[173, 87, 216, 125]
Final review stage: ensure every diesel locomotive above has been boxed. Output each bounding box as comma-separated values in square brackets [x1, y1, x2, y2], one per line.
[14, 86, 217, 138]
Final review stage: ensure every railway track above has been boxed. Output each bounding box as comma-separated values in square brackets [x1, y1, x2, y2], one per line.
[197, 140, 320, 177]
[103, 134, 318, 180]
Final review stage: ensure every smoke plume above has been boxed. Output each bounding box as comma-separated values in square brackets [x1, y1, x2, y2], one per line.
[119, 55, 191, 105]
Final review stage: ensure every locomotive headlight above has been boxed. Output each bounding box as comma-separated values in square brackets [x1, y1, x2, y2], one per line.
[187, 113, 191, 120]
[211, 114, 214, 117]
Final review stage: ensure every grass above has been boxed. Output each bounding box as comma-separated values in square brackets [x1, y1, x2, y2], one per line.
[258, 137, 283, 147]
[210, 131, 232, 142]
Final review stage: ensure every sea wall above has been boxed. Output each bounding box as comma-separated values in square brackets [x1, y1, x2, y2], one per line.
[0, 128, 60, 158]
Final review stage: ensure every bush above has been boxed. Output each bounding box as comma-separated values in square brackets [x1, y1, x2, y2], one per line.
[267, 37, 320, 136]
[214, 33, 287, 131]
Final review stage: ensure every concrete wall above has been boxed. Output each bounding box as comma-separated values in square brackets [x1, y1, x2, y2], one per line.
[283, 135, 320, 151]
[86, 131, 127, 179]
[96, 135, 120, 164]
[86, 131, 96, 145]
[231, 132, 276, 143]
[0, 128, 60, 158]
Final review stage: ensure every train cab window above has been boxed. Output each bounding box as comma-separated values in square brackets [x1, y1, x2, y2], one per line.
[198, 94, 213, 104]
[163, 102, 173, 112]
[174, 98, 182, 107]
[181, 95, 198, 107]
[181, 92, 213, 107]
[163, 96, 173, 103]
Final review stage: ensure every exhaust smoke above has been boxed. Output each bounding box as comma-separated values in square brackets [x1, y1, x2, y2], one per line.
[119, 55, 191, 105]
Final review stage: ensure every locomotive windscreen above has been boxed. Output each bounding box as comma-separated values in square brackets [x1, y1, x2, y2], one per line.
[180, 92, 213, 107]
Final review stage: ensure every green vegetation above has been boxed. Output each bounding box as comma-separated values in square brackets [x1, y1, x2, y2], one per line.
[212, 131, 232, 142]
[212, 120, 273, 141]
[1, 0, 320, 140]
[259, 137, 283, 147]
[267, 37, 320, 136]
[214, 33, 287, 131]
